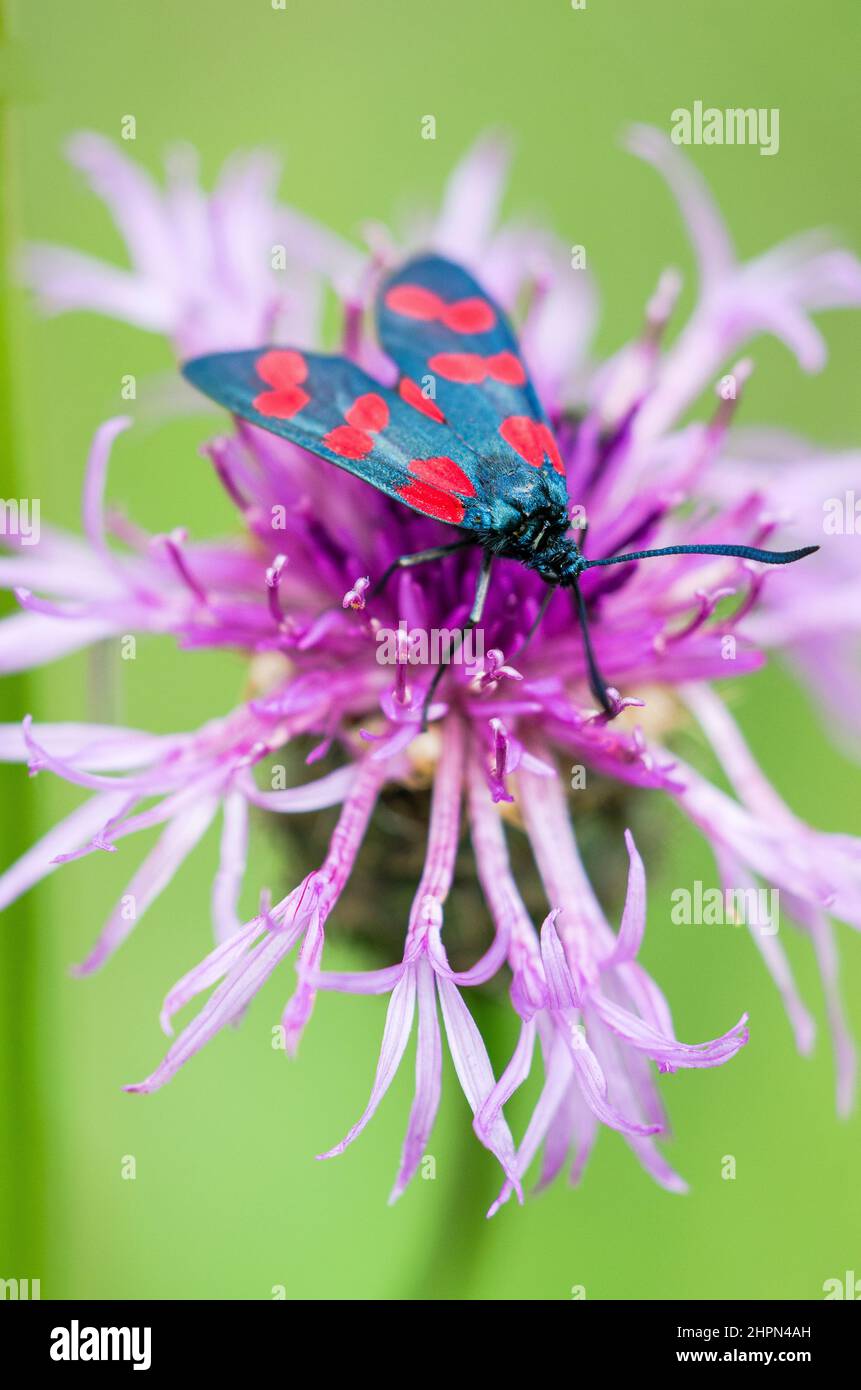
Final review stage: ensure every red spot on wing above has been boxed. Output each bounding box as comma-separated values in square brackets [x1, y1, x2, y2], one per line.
[500, 416, 565, 474]
[428, 350, 526, 385]
[324, 392, 389, 459]
[385, 283, 496, 335]
[253, 349, 310, 418]
[397, 480, 466, 524]
[396, 452, 475, 523]
[398, 376, 445, 422]
[408, 456, 476, 497]
[323, 425, 375, 460]
[543, 430, 565, 475]
[384, 285, 442, 320]
[255, 349, 308, 387]
[345, 393, 389, 432]
[428, 352, 486, 383]
[486, 351, 526, 385]
[440, 297, 496, 334]
[254, 385, 309, 418]
[500, 417, 542, 467]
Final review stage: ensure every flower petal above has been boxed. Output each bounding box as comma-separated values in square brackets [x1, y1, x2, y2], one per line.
[318, 968, 417, 1159]
[389, 956, 442, 1202]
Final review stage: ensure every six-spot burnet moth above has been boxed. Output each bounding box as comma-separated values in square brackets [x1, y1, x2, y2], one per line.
[183, 255, 818, 723]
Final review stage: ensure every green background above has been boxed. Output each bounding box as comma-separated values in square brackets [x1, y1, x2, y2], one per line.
[1, 0, 860, 1300]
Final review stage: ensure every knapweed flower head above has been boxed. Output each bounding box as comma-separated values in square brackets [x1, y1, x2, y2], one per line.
[3, 127, 861, 1209]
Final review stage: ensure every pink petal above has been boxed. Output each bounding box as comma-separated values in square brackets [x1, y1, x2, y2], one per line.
[563, 1018, 662, 1136]
[74, 793, 220, 974]
[436, 975, 522, 1196]
[540, 912, 580, 1009]
[604, 829, 647, 965]
[125, 923, 300, 1094]
[0, 790, 130, 912]
[241, 763, 357, 813]
[159, 916, 264, 1036]
[589, 992, 749, 1069]
[318, 968, 417, 1159]
[389, 956, 442, 1202]
[211, 792, 249, 945]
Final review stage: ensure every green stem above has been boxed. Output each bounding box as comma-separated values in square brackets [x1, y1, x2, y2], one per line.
[0, 0, 45, 1284]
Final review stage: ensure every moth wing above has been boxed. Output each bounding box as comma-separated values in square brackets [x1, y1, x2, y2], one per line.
[377, 254, 568, 511]
[183, 347, 488, 527]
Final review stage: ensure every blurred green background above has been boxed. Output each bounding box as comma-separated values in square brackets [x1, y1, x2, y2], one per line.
[1, 0, 860, 1300]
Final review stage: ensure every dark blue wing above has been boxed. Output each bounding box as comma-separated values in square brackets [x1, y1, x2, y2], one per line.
[183, 347, 489, 528]
[377, 254, 568, 509]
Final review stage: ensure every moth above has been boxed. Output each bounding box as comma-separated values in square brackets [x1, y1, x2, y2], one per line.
[183, 255, 816, 720]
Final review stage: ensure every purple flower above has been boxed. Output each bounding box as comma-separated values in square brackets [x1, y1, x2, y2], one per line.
[21, 133, 362, 357]
[2, 128, 860, 1206]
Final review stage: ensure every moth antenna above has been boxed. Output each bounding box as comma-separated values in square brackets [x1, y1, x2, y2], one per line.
[582, 542, 819, 570]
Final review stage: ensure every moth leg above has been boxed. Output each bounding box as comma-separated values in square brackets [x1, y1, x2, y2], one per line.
[510, 583, 556, 659]
[371, 539, 473, 599]
[421, 550, 494, 730]
[571, 579, 615, 716]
